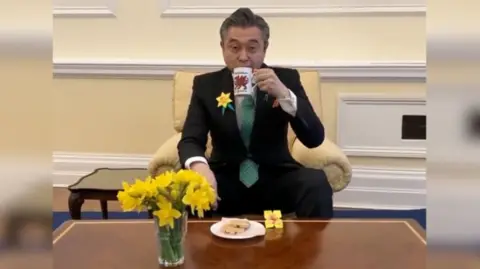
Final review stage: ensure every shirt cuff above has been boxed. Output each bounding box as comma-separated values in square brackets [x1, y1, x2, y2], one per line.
[185, 156, 208, 169]
[277, 89, 297, 117]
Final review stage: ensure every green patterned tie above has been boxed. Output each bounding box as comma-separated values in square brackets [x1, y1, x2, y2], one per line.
[239, 96, 259, 187]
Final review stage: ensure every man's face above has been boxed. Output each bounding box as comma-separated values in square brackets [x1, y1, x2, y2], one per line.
[221, 26, 267, 70]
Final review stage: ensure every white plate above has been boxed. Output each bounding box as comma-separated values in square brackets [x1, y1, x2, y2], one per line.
[210, 219, 266, 240]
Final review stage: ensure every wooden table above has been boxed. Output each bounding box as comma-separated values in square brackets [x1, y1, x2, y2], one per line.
[53, 218, 426, 269]
[67, 168, 150, 219]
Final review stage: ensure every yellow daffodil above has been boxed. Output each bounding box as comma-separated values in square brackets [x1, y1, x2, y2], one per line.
[154, 171, 174, 188]
[174, 170, 204, 186]
[117, 169, 217, 228]
[182, 187, 213, 218]
[264, 210, 283, 229]
[153, 201, 182, 229]
[120, 182, 132, 196]
[216, 92, 232, 108]
[117, 191, 142, 212]
[199, 183, 216, 205]
[125, 179, 147, 198]
[125, 177, 161, 201]
[169, 186, 180, 200]
[156, 195, 169, 205]
[143, 176, 161, 198]
[216, 92, 235, 115]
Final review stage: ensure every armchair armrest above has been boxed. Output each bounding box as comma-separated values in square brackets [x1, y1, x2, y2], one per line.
[291, 138, 352, 192]
[148, 133, 182, 176]
[148, 132, 213, 176]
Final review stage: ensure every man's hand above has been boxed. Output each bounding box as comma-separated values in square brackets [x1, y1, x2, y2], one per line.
[190, 162, 220, 209]
[253, 68, 289, 99]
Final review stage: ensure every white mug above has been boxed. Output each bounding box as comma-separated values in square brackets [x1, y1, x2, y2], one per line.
[232, 67, 257, 96]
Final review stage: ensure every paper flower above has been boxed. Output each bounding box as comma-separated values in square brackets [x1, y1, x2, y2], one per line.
[216, 92, 235, 115]
[264, 210, 283, 229]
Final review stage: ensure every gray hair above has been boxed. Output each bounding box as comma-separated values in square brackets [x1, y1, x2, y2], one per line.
[219, 8, 270, 45]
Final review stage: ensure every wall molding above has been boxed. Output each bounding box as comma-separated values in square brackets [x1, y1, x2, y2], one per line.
[338, 94, 426, 158]
[52, 152, 426, 210]
[160, 0, 426, 17]
[53, 0, 117, 18]
[53, 59, 426, 81]
[341, 146, 425, 158]
[53, 7, 116, 17]
[340, 94, 426, 104]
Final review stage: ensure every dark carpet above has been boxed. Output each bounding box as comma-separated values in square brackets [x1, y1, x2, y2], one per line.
[52, 209, 426, 230]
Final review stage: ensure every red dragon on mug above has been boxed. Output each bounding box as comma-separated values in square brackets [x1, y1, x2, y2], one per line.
[234, 75, 249, 91]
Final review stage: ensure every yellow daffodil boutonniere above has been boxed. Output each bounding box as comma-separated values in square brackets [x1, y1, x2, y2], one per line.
[216, 92, 235, 115]
[264, 210, 283, 229]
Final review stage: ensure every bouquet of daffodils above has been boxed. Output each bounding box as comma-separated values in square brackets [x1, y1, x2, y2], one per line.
[117, 169, 216, 225]
[117, 169, 216, 265]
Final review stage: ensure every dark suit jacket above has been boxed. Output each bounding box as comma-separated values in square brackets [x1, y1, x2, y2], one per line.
[177, 64, 325, 170]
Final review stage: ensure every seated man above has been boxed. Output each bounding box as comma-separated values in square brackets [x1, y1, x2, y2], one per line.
[178, 8, 334, 218]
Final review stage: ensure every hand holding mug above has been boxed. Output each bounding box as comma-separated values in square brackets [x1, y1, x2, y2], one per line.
[253, 68, 289, 98]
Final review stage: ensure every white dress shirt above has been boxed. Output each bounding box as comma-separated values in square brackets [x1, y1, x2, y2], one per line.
[184, 88, 298, 169]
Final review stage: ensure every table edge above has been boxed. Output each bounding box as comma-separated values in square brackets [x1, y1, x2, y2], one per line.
[53, 218, 426, 244]
[53, 220, 75, 243]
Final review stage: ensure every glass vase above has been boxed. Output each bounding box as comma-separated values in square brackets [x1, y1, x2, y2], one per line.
[153, 212, 188, 267]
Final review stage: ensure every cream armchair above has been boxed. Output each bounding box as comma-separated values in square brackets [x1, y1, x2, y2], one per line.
[148, 70, 352, 192]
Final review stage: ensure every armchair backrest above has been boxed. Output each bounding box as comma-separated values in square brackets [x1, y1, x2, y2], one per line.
[172, 69, 322, 150]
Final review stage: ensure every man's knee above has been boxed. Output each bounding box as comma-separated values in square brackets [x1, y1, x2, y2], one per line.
[300, 168, 333, 197]
[301, 168, 333, 217]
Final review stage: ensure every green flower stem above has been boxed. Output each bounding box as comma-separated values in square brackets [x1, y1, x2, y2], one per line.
[157, 189, 175, 202]
[159, 227, 177, 262]
[171, 220, 184, 258]
[155, 214, 186, 265]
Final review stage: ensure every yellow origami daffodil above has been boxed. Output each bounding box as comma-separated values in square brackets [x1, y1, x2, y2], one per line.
[216, 92, 235, 115]
[264, 210, 283, 229]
